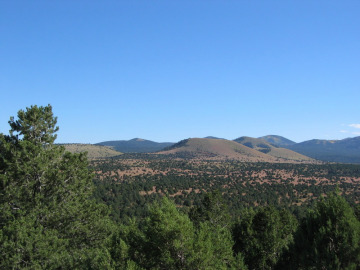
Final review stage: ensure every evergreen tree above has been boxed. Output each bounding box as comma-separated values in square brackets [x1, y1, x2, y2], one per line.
[189, 191, 246, 269]
[120, 197, 195, 270]
[0, 105, 113, 269]
[290, 191, 360, 269]
[111, 196, 246, 269]
[189, 190, 231, 228]
[193, 221, 247, 269]
[232, 206, 297, 270]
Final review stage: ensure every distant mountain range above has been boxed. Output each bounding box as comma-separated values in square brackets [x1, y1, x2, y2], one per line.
[96, 138, 174, 153]
[260, 135, 360, 163]
[285, 137, 360, 163]
[65, 135, 360, 163]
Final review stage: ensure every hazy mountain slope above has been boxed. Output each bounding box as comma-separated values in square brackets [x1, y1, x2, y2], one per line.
[158, 138, 279, 161]
[62, 144, 122, 158]
[96, 138, 174, 153]
[287, 136, 360, 163]
[204, 136, 225, 140]
[259, 135, 296, 147]
[234, 136, 313, 162]
[234, 136, 273, 152]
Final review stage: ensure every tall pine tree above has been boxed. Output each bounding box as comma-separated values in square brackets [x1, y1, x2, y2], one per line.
[0, 105, 113, 269]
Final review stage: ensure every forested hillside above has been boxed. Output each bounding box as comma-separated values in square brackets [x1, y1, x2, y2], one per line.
[91, 154, 360, 221]
[1, 105, 360, 269]
[259, 135, 296, 147]
[286, 137, 360, 163]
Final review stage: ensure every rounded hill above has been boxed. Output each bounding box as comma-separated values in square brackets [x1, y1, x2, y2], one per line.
[234, 136, 313, 162]
[158, 138, 279, 162]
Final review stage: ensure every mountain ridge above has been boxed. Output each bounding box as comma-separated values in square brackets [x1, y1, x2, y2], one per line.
[96, 138, 174, 153]
[71, 134, 360, 163]
[157, 138, 308, 162]
[286, 136, 360, 163]
[259, 135, 296, 147]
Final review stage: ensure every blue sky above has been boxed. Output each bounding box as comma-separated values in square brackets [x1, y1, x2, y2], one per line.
[1, 1, 359, 143]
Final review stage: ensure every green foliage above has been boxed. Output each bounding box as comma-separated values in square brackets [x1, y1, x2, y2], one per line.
[233, 206, 297, 270]
[110, 197, 196, 269]
[8, 104, 59, 144]
[190, 191, 245, 269]
[108, 222, 145, 269]
[291, 191, 360, 269]
[0, 105, 113, 269]
[189, 190, 231, 228]
[193, 221, 246, 269]
[110, 197, 246, 269]
[143, 197, 196, 269]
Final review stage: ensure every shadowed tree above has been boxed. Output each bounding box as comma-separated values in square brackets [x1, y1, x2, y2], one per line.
[289, 191, 360, 269]
[189, 190, 231, 228]
[189, 190, 246, 269]
[232, 206, 297, 270]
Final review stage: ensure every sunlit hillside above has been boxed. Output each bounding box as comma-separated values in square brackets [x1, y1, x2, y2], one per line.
[62, 144, 122, 159]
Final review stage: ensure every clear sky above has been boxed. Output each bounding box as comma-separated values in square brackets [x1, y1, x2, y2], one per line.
[1, 1, 359, 143]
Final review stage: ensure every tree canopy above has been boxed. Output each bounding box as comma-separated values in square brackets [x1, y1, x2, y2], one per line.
[290, 190, 360, 269]
[0, 105, 113, 269]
